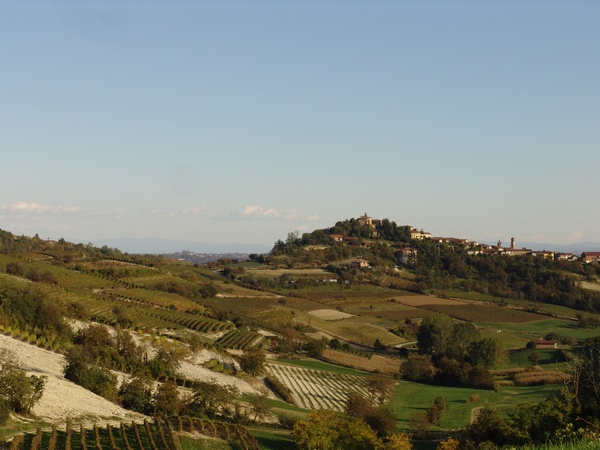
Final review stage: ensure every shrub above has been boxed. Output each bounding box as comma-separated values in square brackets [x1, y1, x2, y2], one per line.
[265, 375, 295, 405]
[467, 393, 480, 403]
[277, 413, 298, 430]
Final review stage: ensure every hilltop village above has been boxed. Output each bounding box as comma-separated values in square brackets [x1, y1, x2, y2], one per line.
[351, 213, 599, 267]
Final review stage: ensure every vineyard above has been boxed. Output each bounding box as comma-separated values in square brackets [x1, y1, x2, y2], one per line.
[265, 362, 369, 411]
[8, 417, 259, 450]
[216, 330, 263, 350]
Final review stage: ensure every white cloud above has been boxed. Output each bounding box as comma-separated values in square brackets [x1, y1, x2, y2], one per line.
[240, 205, 296, 220]
[2, 201, 80, 216]
[569, 231, 584, 241]
[307, 214, 320, 221]
[143, 206, 206, 218]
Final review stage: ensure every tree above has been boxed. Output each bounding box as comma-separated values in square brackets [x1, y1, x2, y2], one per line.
[365, 374, 396, 405]
[293, 409, 384, 450]
[463, 407, 523, 447]
[374, 338, 389, 351]
[573, 336, 600, 418]
[185, 380, 238, 419]
[416, 314, 454, 357]
[469, 337, 504, 368]
[436, 437, 459, 450]
[148, 343, 185, 378]
[446, 322, 479, 361]
[247, 392, 271, 422]
[385, 433, 413, 450]
[153, 381, 181, 417]
[118, 377, 153, 414]
[528, 352, 540, 366]
[345, 394, 397, 439]
[304, 340, 326, 358]
[63, 346, 118, 401]
[240, 347, 266, 376]
[0, 349, 46, 417]
[401, 355, 435, 382]
[426, 396, 448, 426]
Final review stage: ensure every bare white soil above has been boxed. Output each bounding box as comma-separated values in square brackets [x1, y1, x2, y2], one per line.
[0, 320, 275, 430]
[0, 333, 146, 425]
[307, 309, 355, 321]
[178, 351, 264, 395]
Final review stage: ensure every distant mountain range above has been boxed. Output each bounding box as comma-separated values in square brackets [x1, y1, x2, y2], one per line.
[89, 237, 271, 255]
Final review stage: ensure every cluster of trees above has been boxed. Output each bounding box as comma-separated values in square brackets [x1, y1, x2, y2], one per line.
[64, 325, 186, 401]
[0, 282, 70, 343]
[0, 349, 46, 424]
[119, 377, 271, 424]
[151, 278, 217, 299]
[461, 390, 579, 448]
[451, 336, 600, 448]
[293, 374, 411, 450]
[402, 314, 503, 390]
[5, 262, 57, 284]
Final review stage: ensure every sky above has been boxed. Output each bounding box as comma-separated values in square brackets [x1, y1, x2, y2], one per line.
[1, 0, 599, 252]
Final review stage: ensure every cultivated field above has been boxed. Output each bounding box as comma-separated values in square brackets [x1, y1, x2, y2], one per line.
[425, 304, 543, 323]
[265, 362, 370, 412]
[322, 349, 400, 374]
[307, 309, 355, 320]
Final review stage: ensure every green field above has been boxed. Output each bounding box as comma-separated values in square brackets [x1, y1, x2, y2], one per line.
[478, 319, 600, 350]
[274, 358, 369, 376]
[249, 428, 295, 450]
[390, 381, 562, 431]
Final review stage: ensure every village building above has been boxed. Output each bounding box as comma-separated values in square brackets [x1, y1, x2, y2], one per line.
[410, 228, 432, 240]
[350, 258, 371, 269]
[531, 250, 555, 259]
[357, 213, 379, 237]
[396, 247, 418, 266]
[582, 252, 600, 264]
[555, 252, 578, 262]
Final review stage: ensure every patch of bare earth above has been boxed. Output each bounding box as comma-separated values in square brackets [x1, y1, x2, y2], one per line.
[322, 349, 400, 375]
[582, 281, 600, 292]
[307, 309, 355, 320]
[0, 333, 146, 426]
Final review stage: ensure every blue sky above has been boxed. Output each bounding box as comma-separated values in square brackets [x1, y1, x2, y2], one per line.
[1, 1, 599, 251]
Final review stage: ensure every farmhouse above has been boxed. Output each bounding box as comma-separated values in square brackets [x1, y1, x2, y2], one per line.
[582, 252, 600, 264]
[350, 258, 371, 269]
[536, 338, 558, 349]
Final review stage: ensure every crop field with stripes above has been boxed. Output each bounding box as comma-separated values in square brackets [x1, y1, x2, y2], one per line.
[265, 362, 369, 411]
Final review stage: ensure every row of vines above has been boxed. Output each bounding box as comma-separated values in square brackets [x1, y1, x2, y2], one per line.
[216, 330, 263, 350]
[8, 417, 259, 450]
[10, 419, 180, 450]
[169, 416, 259, 450]
[266, 363, 370, 412]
